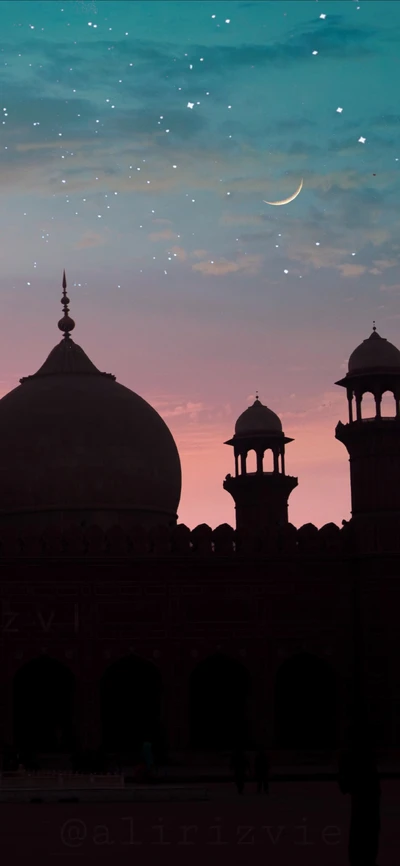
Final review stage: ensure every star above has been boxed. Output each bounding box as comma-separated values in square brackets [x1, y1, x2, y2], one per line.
[187, 102, 194, 109]
[358, 136, 366, 144]
[336, 107, 343, 113]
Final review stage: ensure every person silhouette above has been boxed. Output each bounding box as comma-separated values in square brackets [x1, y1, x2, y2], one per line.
[337, 724, 380, 866]
[230, 746, 249, 795]
[254, 746, 270, 794]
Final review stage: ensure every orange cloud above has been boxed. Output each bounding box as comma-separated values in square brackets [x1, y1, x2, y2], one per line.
[192, 254, 263, 276]
[74, 231, 106, 250]
[336, 263, 368, 278]
[148, 229, 178, 242]
[191, 249, 208, 258]
[170, 246, 187, 261]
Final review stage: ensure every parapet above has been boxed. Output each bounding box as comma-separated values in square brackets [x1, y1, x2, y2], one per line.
[0, 520, 353, 557]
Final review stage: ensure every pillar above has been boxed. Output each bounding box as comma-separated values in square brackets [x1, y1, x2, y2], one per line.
[256, 450, 263, 474]
[273, 449, 279, 474]
[165, 663, 189, 754]
[347, 390, 354, 423]
[0, 680, 14, 747]
[240, 453, 246, 475]
[375, 393, 382, 419]
[77, 680, 102, 750]
[355, 392, 362, 421]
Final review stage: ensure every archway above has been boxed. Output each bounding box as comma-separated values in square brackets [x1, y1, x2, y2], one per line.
[361, 391, 376, 420]
[13, 656, 75, 753]
[274, 653, 336, 749]
[189, 653, 251, 749]
[263, 449, 274, 472]
[381, 390, 396, 418]
[246, 450, 257, 474]
[100, 655, 162, 755]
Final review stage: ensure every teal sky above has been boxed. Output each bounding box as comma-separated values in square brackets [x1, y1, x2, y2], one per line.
[1, 0, 400, 528]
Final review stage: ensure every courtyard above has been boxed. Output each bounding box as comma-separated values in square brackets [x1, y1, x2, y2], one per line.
[0, 779, 398, 865]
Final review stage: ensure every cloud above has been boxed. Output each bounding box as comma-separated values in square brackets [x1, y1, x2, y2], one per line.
[336, 263, 368, 278]
[148, 229, 178, 242]
[73, 231, 106, 250]
[379, 283, 400, 294]
[220, 213, 263, 227]
[170, 246, 187, 261]
[192, 255, 263, 277]
[371, 258, 398, 271]
[161, 401, 206, 420]
[191, 249, 208, 259]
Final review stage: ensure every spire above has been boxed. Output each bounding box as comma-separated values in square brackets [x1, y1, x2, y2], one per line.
[372, 321, 376, 332]
[58, 269, 75, 339]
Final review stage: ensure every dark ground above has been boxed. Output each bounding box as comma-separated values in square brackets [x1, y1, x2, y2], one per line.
[0, 779, 398, 864]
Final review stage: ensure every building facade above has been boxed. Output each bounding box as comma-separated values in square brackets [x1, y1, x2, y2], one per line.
[0, 278, 399, 765]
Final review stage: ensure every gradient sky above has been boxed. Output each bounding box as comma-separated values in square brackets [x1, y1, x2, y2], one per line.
[1, 0, 400, 529]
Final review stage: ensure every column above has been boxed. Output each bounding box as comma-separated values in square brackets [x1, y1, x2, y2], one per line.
[375, 393, 382, 419]
[355, 392, 362, 421]
[234, 453, 239, 476]
[347, 390, 354, 423]
[273, 449, 279, 474]
[256, 450, 263, 474]
[281, 448, 285, 475]
[77, 680, 102, 750]
[165, 663, 189, 754]
[0, 680, 14, 748]
[240, 452, 247, 475]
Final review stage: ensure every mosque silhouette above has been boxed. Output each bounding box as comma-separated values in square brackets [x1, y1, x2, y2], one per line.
[0, 273, 398, 767]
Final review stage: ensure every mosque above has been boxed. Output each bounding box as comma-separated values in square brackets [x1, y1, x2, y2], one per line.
[0, 271, 399, 767]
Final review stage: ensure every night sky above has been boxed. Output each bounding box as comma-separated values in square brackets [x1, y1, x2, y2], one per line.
[1, 0, 400, 529]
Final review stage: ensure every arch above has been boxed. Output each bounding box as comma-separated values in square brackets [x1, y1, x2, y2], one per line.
[13, 656, 76, 754]
[100, 655, 162, 755]
[189, 653, 251, 750]
[381, 389, 396, 418]
[263, 449, 274, 472]
[361, 391, 376, 420]
[246, 450, 257, 474]
[274, 653, 336, 749]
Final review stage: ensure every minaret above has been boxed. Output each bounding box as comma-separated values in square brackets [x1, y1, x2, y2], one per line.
[335, 325, 400, 551]
[223, 395, 298, 534]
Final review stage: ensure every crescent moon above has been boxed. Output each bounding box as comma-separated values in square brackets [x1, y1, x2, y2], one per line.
[263, 178, 303, 206]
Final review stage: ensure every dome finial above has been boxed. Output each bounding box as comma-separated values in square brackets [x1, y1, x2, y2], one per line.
[255, 390, 259, 401]
[58, 269, 75, 339]
[372, 320, 376, 332]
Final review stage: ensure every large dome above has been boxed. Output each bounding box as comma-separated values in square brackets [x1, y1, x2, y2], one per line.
[0, 280, 181, 529]
[235, 397, 282, 435]
[348, 328, 400, 373]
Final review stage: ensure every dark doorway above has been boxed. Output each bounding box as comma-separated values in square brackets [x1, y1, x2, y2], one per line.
[100, 655, 162, 755]
[13, 656, 75, 753]
[190, 653, 251, 750]
[274, 653, 336, 749]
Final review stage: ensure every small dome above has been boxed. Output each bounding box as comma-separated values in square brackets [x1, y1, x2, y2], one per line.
[348, 329, 400, 373]
[235, 397, 282, 435]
